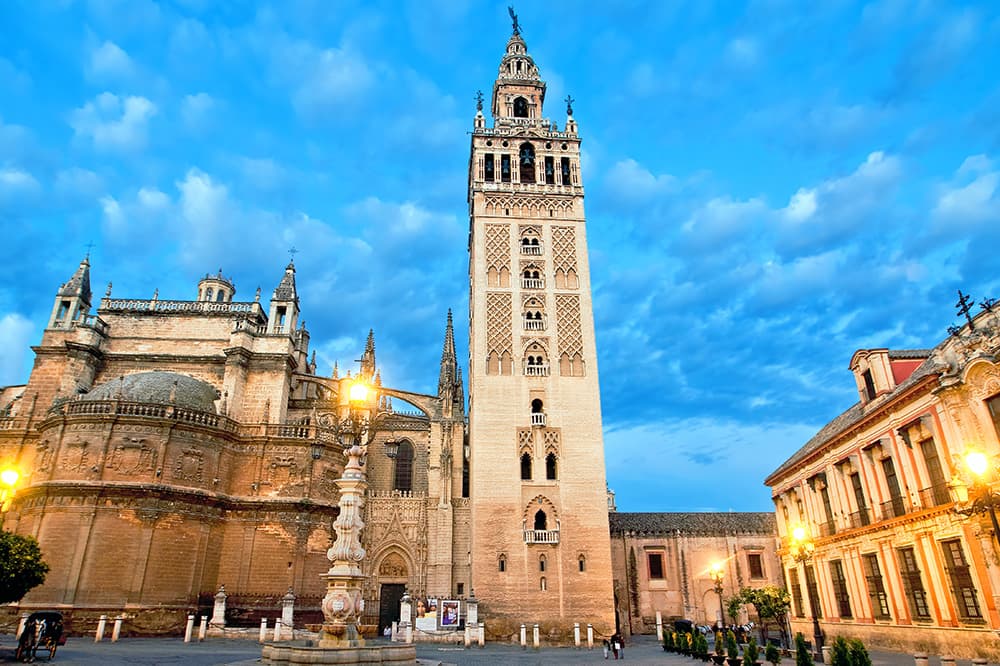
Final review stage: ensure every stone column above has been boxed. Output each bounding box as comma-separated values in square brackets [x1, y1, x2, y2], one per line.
[210, 585, 227, 627]
[656, 611, 663, 642]
[533, 623, 540, 649]
[574, 622, 580, 647]
[112, 616, 123, 642]
[95, 615, 107, 642]
[320, 443, 369, 648]
[281, 588, 296, 635]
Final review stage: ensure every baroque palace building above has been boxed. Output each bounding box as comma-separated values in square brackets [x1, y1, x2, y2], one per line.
[765, 301, 1000, 658]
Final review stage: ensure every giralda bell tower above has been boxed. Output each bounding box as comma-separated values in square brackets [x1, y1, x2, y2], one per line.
[467, 15, 615, 632]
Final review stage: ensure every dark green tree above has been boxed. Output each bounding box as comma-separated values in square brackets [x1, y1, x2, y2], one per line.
[829, 637, 851, 666]
[764, 641, 781, 666]
[744, 637, 760, 666]
[848, 639, 871, 666]
[726, 630, 740, 660]
[795, 632, 813, 666]
[0, 529, 49, 604]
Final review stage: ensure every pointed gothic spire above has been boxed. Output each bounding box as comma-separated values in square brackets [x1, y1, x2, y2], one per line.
[59, 256, 93, 305]
[360, 329, 376, 379]
[272, 261, 298, 303]
[332, 361, 339, 379]
[438, 309, 459, 398]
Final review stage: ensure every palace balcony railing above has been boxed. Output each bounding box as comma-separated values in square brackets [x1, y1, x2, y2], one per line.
[879, 497, 910, 520]
[521, 278, 545, 290]
[846, 508, 872, 528]
[524, 529, 560, 544]
[918, 482, 952, 508]
[530, 413, 546, 427]
[520, 245, 543, 255]
[524, 364, 549, 377]
[523, 319, 545, 331]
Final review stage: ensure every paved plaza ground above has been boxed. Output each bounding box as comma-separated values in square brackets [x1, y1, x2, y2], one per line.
[0, 633, 989, 666]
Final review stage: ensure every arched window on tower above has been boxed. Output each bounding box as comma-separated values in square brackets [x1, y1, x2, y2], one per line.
[534, 509, 547, 531]
[216, 290, 225, 302]
[539, 554, 546, 572]
[519, 143, 535, 183]
[393, 440, 414, 491]
[513, 97, 529, 118]
[546, 453, 557, 480]
[521, 452, 532, 480]
[499, 554, 507, 572]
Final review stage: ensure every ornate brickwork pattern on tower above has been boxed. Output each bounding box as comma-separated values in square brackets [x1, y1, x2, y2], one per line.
[485, 224, 510, 273]
[552, 226, 577, 275]
[486, 292, 513, 357]
[555, 294, 583, 357]
[484, 195, 573, 218]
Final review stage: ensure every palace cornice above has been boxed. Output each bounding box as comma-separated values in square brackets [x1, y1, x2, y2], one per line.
[766, 372, 941, 489]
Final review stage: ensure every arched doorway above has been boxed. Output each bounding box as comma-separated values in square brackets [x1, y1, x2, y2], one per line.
[376, 552, 409, 635]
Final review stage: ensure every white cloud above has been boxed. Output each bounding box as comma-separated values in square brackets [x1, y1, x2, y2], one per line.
[137, 186, 169, 210]
[933, 154, 999, 224]
[604, 158, 676, 202]
[0, 313, 35, 386]
[181, 92, 216, 132]
[0, 168, 40, 194]
[725, 37, 759, 68]
[784, 188, 817, 222]
[291, 46, 373, 117]
[87, 40, 134, 81]
[70, 92, 157, 151]
[55, 168, 103, 198]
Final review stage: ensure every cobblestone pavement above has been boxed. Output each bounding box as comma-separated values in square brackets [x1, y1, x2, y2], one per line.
[0, 634, 991, 666]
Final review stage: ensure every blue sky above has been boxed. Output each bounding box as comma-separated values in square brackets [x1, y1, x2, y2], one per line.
[1, 1, 998, 512]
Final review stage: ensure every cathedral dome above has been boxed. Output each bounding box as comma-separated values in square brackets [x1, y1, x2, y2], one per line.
[82, 372, 220, 412]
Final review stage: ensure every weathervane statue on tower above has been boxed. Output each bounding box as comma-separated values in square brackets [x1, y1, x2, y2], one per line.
[508, 6, 520, 35]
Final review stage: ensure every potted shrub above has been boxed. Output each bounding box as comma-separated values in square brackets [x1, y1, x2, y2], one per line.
[743, 637, 761, 666]
[726, 630, 741, 666]
[829, 637, 851, 666]
[678, 631, 690, 655]
[765, 641, 781, 666]
[664, 630, 675, 652]
[695, 632, 710, 661]
[848, 639, 871, 666]
[713, 631, 728, 665]
[794, 632, 813, 666]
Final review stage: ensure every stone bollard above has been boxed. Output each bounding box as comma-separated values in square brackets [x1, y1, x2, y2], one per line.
[656, 611, 663, 642]
[281, 588, 295, 635]
[259, 618, 268, 642]
[941, 655, 955, 666]
[520, 623, 526, 649]
[184, 614, 195, 643]
[533, 623, 540, 650]
[822, 645, 832, 664]
[588, 623, 593, 649]
[112, 616, 123, 642]
[575, 622, 581, 648]
[95, 615, 107, 642]
[391, 621, 398, 641]
[464, 625, 471, 647]
[198, 615, 208, 641]
[478, 623, 484, 647]
[273, 618, 282, 642]
[972, 659, 987, 666]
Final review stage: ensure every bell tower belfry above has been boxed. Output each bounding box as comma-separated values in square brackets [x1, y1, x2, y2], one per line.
[466, 16, 615, 632]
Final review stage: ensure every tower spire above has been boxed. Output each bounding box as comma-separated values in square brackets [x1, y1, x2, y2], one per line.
[438, 309, 460, 400]
[48, 256, 93, 329]
[360, 329, 376, 379]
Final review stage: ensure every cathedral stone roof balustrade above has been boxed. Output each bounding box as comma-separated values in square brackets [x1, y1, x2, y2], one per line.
[100, 297, 262, 316]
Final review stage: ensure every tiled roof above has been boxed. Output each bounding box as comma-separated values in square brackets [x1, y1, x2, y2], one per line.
[609, 512, 776, 536]
[888, 349, 932, 359]
[764, 354, 945, 487]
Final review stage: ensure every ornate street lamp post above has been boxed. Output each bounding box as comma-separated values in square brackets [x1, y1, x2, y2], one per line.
[949, 450, 1000, 549]
[319, 377, 388, 648]
[789, 525, 824, 657]
[710, 561, 726, 630]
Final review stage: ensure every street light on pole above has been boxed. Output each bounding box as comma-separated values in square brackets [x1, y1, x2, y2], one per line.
[788, 525, 823, 656]
[710, 561, 725, 630]
[949, 450, 1000, 549]
[1, 467, 19, 514]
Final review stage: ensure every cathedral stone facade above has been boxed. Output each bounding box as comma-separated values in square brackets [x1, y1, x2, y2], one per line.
[0, 259, 467, 635]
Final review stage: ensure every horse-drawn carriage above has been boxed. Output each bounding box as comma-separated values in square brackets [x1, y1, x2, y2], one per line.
[14, 611, 65, 662]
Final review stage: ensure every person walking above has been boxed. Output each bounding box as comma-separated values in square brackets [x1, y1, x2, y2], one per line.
[610, 631, 623, 660]
[603, 638, 610, 659]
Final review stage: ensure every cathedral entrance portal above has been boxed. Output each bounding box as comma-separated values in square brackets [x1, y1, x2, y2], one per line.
[378, 584, 405, 635]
